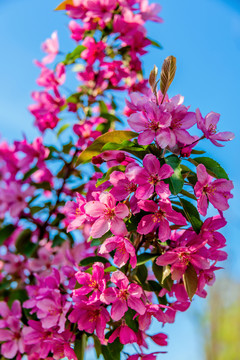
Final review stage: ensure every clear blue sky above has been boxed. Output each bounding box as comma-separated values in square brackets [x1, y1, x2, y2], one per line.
[0, 1, 239, 359]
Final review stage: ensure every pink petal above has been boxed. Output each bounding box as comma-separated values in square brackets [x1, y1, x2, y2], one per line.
[128, 113, 148, 132]
[91, 217, 110, 238]
[156, 252, 178, 266]
[143, 154, 160, 174]
[136, 183, 154, 200]
[111, 300, 128, 321]
[137, 215, 155, 235]
[138, 130, 155, 145]
[196, 164, 209, 185]
[119, 325, 137, 344]
[110, 217, 128, 236]
[84, 201, 105, 217]
[127, 296, 145, 315]
[115, 203, 129, 219]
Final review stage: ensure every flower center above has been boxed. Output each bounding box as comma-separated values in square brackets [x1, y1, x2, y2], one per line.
[118, 289, 129, 301]
[152, 210, 165, 223]
[104, 207, 115, 219]
[209, 124, 217, 135]
[148, 174, 159, 185]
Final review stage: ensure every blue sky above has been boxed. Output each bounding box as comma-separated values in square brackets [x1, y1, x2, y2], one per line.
[0, 1, 239, 359]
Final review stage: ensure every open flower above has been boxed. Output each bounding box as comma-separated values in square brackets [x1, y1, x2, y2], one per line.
[99, 236, 137, 268]
[194, 164, 233, 216]
[137, 200, 187, 241]
[84, 192, 129, 238]
[196, 108, 234, 146]
[134, 154, 174, 200]
[100, 271, 145, 320]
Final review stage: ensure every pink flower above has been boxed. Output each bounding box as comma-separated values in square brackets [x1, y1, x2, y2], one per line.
[73, 262, 106, 302]
[196, 108, 234, 146]
[35, 292, 71, 333]
[69, 20, 84, 42]
[194, 164, 233, 216]
[99, 236, 137, 268]
[109, 168, 138, 201]
[138, 303, 170, 331]
[140, 0, 163, 23]
[84, 192, 129, 238]
[137, 200, 187, 242]
[62, 193, 88, 232]
[85, 0, 116, 27]
[0, 301, 24, 360]
[100, 270, 145, 320]
[42, 31, 59, 64]
[200, 215, 227, 248]
[68, 300, 109, 344]
[128, 102, 171, 146]
[81, 37, 106, 65]
[151, 333, 168, 346]
[108, 324, 137, 345]
[134, 154, 174, 200]
[156, 246, 210, 281]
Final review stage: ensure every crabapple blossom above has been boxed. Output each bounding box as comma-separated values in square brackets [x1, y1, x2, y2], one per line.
[196, 108, 234, 146]
[100, 270, 145, 320]
[137, 199, 187, 241]
[99, 235, 137, 268]
[134, 154, 174, 200]
[194, 164, 233, 216]
[84, 192, 129, 238]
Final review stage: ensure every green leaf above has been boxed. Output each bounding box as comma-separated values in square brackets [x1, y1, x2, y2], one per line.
[0, 224, 15, 245]
[100, 113, 122, 124]
[180, 189, 197, 200]
[8, 289, 28, 307]
[160, 55, 177, 99]
[125, 308, 139, 332]
[15, 229, 38, 257]
[57, 123, 70, 138]
[74, 334, 87, 360]
[152, 261, 163, 283]
[190, 149, 206, 155]
[96, 165, 125, 187]
[188, 157, 229, 180]
[63, 45, 86, 65]
[30, 206, 43, 215]
[76, 130, 138, 165]
[148, 279, 162, 293]
[179, 198, 203, 234]
[161, 266, 173, 291]
[93, 336, 102, 358]
[22, 166, 38, 181]
[148, 37, 163, 49]
[135, 264, 148, 284]
[104, 265, 117, 273]
[183, 263, 198, 301]
[136, 253, 158, 266]
[164, 155, 184, 195]
[80, 256, 110, 267]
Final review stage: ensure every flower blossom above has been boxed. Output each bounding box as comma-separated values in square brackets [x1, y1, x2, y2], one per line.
[196, 108, 234, 146]
[194, 164, 233, 216]
[68, 299, 109, 345]
[134, 154, 174, 200]
[62, 193, 88, 232]
[84, 192, 129, 238]
[156, 245, 210, 281]
[100, 270, 145, 320]
[108, 324, 137, 345]
[99, 236, 137, 268]
[73, 262, 106, 302]
[42, 31, 59, 64]
[137, 199, 187, 241]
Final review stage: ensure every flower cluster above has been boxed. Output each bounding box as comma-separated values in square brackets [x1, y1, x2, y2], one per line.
[0, 0, 234, 359]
